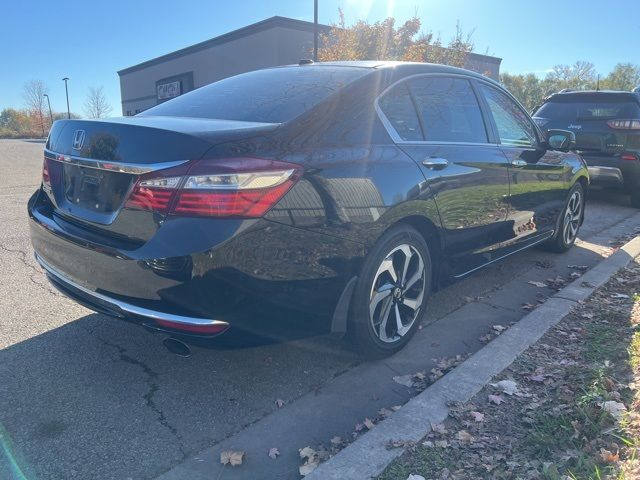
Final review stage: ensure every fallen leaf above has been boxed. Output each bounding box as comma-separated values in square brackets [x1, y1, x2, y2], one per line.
[431, 422, 447, 434]
[528, 281, 548, 288]
[406, 475, 426, 480]
[492, 325, 507, 333]
[364, 418, 375, 430]
[275, 398, 285, 408]
[299, 447, 316, 460]
[488, 394, 504, 405]
[268, 447, 280, 459]
[491, 380, 518, 396]
[434, 440, 449, 448]
[393, 374, 415, 387]
[599, 448, 619, 463]
[470, 411, 485, 422]
[611, 293, 630, 299]
[220, 450, 245, 466]
[330, 436, 342, 445]
[456, 430, 473, 443]
[299, 459, 319, 476]
[599, 400, 627, 420]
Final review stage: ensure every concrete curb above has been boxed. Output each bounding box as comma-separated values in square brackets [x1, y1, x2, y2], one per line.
[307, 235, 640, 480]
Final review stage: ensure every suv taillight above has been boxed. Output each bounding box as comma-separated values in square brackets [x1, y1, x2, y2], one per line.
[42, 157, 50, 185]
[607, 119, 640, 130]
[125, 158, 302, 218]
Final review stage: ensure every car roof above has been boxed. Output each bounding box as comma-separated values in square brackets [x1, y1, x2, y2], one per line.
[292, 60, 500, 84]
[547, 90, 640, 102]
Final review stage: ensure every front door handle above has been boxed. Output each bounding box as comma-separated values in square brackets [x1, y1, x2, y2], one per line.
[422, 157, 449, 170]
[510, 159, 527, 168]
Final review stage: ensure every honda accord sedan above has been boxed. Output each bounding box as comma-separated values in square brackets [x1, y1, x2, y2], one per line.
[29, 61, 588, 357]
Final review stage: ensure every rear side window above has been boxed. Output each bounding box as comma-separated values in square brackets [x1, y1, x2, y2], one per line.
[407, 77, 488, 143]
[377, 83, 422, 141]
[480, 84, 537, 147]
[536, 98, 640, 120]
[140, 66, 370, 123]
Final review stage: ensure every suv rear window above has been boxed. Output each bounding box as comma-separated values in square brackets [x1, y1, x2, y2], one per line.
[139, 66, 370, 123]
[537, 95, 640, 120]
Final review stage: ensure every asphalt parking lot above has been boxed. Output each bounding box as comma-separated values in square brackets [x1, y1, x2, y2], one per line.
[2, 138, 640, 480]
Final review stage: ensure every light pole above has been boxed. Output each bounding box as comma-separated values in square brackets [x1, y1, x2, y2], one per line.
[62, 77, 70, 119]
[43, 93, 53, 125]
[313, 0, 318, 62]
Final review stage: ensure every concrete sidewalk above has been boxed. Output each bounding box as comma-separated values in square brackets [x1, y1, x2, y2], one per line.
[308, 235, 640, 480]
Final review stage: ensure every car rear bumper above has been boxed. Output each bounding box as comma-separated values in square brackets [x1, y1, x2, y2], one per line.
[582, 155, 640, 190]
[587, 166, 625, 187]
[36, 252, 230, 337]
[28, 189, 364, 339]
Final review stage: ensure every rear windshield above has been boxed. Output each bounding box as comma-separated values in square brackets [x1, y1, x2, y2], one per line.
[537, 95, 640, 120]
[139, 66, 370, 123]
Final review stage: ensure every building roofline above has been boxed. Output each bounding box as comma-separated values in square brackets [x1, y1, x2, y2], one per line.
[466, 51, 502, 64]
[118, 16, 331, 76]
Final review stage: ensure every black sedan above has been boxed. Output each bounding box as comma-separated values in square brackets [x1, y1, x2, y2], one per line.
[29, 61, 588, 358]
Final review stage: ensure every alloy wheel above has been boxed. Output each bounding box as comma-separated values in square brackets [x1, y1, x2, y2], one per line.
[562, 190, 582, 245]
[369, 244, 426, 343]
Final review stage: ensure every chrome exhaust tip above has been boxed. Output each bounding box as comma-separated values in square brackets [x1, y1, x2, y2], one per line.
[162, 337, 192, 357]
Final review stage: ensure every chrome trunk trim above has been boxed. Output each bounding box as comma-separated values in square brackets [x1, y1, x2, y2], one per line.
[45, 149, 188, 174]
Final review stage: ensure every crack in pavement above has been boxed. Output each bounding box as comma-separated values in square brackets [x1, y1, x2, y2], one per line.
[96, 336, 188, 460]
[0, 243, 65, 298]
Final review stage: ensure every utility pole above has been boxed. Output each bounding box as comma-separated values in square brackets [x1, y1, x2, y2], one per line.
[313, 0, 318, 62]
[43, 93, 53, 126]
[62, 77, 70, 119]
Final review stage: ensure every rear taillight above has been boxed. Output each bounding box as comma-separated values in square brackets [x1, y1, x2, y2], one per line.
[42, 157, 50, 185]
[621, 153, 638, 161]
[125, 158, 302, 218]
[607, 119, 640, 130]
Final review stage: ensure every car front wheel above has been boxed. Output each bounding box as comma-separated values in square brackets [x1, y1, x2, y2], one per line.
[349, 225, 432, 358]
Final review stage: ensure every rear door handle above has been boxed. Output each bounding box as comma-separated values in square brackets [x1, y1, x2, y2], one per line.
[422, 157, 449, 170]
[510, 159, 527, 168]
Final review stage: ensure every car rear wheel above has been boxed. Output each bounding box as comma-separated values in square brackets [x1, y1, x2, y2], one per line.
[543, 182, 585, 253]
[349, 225, 432, 358]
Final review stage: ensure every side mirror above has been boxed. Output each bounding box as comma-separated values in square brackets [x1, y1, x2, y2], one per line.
[545, 129, 576, 152]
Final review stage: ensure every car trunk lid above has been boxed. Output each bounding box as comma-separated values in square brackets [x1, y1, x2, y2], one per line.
[44, 117, 280, 242]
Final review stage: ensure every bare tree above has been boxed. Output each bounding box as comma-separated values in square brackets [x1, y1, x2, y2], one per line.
[83, 86, 113, 119]
[22, 80, 49, 137]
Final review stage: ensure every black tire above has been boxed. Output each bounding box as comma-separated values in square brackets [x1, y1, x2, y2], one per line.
[542, 182, 585, 253]
[349, 224, 432, 358]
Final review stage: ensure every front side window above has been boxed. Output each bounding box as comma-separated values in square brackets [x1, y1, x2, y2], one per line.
[377, 83, 422, 141]
[407, 77, 488, 143]
[480, 84, 537, 147]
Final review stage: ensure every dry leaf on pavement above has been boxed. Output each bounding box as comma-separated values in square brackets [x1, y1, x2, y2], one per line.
[275, 398, 285, 408]
[406, 475, 426, 480]
[220, 450, 245, 466]
[364, 418, 375, 430]
[528, 281, 548, 288]
[268, 447, 280, 459]
[488, 394, 504, 405]
[299, 447, 319, 476]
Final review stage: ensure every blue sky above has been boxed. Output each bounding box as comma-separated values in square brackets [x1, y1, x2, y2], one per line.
[2, 0, 638, 116]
